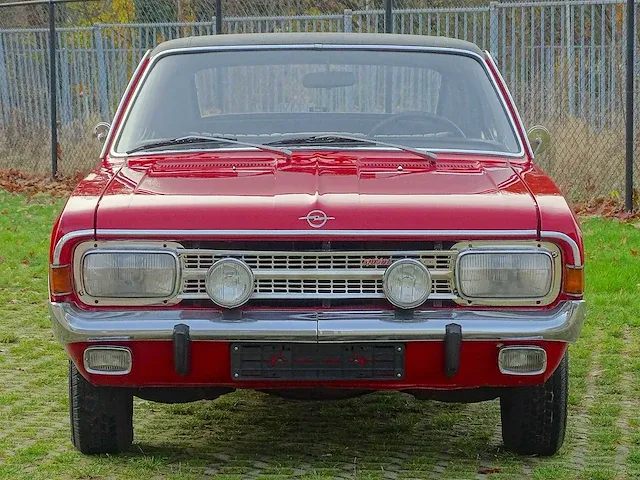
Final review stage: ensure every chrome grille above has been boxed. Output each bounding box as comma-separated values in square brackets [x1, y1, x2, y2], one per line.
[178, 250, 457, 301]
[255, 278, 383, 295]
[182, 252, 452, 270]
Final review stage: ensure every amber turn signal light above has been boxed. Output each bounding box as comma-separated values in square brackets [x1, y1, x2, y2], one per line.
[564, 266, 584, 296]
[49, 265, 72, 296]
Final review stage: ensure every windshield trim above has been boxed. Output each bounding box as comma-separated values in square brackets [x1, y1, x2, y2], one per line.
[485, 50, 534, 159]
[101, 49, 151, 159]
[109, 44, 526, 159]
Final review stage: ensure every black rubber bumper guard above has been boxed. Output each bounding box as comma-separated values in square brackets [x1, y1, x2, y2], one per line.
[172, 322, 464, 379]
[173, 323, 191, 376]
[444, 323, 462, 378]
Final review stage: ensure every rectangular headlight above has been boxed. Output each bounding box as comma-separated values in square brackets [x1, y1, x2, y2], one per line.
[457, 250, 553, 299]
[82, 251, 177, 298]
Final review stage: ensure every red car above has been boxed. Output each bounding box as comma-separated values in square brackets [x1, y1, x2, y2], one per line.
[49, 33, 585, 456]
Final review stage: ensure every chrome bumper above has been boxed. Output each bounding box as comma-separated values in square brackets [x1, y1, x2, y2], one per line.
[50, 300, 586, 345]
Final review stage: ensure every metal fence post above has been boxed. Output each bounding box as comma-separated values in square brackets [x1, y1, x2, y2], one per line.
[566, 4, 575, 116]
[0, 33, 10, 124]
[625, 0, 635, 211]
[344, 9, 352, 33]
[48, 0, 58, 178]
[93, 24, 109, 120]
[215, 0, 222, 34]
[385, 0, 392, 33]
[58, 39, 71, 124]
[489, 1, 499, 57]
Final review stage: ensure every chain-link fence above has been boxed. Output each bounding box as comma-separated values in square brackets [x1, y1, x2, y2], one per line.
[0, 0, 638, 204]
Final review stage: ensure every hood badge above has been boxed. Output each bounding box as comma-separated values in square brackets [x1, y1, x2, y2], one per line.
[362, 258, 392, 267]
[299, 209, 335, 229]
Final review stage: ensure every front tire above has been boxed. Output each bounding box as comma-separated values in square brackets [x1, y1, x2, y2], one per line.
[69, 361, 133, 454]
[500, 352, 568, 456]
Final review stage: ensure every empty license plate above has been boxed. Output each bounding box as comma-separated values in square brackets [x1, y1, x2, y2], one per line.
[230, 343, 405, 381]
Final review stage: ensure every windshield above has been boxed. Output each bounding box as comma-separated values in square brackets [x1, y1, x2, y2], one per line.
[114, 48, 522, 155]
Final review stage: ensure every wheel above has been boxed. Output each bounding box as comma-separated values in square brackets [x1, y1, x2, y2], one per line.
[500, 352, 568, 456]
[69, 361, 133, 454]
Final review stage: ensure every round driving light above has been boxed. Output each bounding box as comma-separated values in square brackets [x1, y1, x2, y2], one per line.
[383, 259, 431, 309]
[205, 258, 254, 308]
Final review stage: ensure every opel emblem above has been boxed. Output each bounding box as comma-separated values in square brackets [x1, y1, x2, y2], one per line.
[362, 258, 391, 267]
[299, 209, 335, 229]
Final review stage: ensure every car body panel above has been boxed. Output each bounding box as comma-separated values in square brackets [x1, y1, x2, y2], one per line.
[49, 165, 119, 270]
[521, 164, 584, 265]
[93, 152, 539, 233]
[66, 340, 568, 389]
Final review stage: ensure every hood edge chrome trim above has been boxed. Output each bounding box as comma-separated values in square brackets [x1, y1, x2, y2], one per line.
[53, 229, 581, 268]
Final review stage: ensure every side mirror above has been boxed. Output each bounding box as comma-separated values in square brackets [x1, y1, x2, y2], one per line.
[527, 125, 550, 156]
[93, 122, 111, 143]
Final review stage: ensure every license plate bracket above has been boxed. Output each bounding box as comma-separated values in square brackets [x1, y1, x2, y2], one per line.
[230, 343, 405, 381]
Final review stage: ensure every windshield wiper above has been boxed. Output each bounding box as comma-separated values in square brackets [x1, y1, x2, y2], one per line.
[265, 133, 437, 162]
[126, 135, 292, 158]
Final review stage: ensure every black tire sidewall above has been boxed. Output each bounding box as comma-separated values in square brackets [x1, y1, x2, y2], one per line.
[68, 360, 133, 454]
[500, 351, 569, 456]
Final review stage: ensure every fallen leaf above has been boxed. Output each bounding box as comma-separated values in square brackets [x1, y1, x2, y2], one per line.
[0, 169, 79, 198]
[478, 467, 502, 474]
[573, 196, 640, 220]
[631, 249, 638, 256]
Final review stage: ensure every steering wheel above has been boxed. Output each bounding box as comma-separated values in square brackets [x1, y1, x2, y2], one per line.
[368, 111, 467, 138]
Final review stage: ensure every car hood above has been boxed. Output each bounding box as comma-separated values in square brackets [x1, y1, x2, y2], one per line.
[95, 151, 539, 234]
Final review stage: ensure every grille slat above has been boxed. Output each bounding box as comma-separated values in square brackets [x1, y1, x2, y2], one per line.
[182, 251, 453, 271]
[179, 250, 456, 301]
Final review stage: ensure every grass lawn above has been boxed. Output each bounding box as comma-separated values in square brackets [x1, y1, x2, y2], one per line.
[0, 190, 638, 479]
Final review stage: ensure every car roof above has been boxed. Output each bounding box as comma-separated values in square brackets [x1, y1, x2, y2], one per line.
[150, 33, 485, 57]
